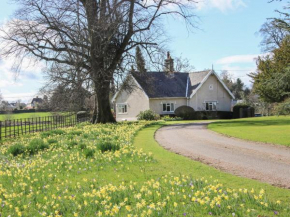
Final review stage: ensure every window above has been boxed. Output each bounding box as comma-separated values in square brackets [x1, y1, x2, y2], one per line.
[117, 104, 127, 114]
[205, 101, 217, 111]
[162, 103, 175, 112]
[209, 84, 213, 90]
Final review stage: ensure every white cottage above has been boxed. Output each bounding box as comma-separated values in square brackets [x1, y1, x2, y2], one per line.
[112, 53, 235, 121]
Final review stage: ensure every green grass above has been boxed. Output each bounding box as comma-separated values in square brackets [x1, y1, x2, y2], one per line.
[0, 112, 54, 121]
[208, 116, 290, 147]
[1, 121, 290, 216]
[132, 122, 290, 200]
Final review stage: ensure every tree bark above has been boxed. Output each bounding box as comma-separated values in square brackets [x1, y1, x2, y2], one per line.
[94, 80, 116, 123]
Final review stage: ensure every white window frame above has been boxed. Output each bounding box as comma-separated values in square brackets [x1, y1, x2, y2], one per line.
[162, 102, 175, 112]
[205, 101, 217, 111]
[117, 103, 128, 114]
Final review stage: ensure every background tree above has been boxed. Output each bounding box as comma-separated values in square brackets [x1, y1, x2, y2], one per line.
[250, 35, 290, 102]
[135, 46, 146, 73]
[231, 78, 245, 100]
[220, 70, 234, 91]
[0, 0, 198, 123]
[174, 55, 195, 72]
[49, 85, 91, 112]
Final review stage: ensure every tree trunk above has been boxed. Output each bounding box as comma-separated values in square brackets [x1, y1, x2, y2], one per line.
[94, 80, 116, 123]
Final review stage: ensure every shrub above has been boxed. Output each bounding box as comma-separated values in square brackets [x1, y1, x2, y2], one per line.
[8, 144, 26, 156]
[274, 98, 290, 115]
[174, 106, 195, 120]
[233, 104, 255, 118]
[84, 149, 95, 158]
[137, 110, 159, 121]
[97, 141, 120, 153]
[27, 139, 49, 155]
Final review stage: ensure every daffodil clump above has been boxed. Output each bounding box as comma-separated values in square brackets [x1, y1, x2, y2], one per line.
[0, 122, 154, 216]
[0, 122, 289, 216]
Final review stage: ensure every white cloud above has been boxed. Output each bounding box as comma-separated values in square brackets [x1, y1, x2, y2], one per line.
[0, 79, 23, 88]
[2, 92, 37, 103]
[196, 0, 247, 12]
[216, 54, 259, 65]
[214, 53, 271, 87]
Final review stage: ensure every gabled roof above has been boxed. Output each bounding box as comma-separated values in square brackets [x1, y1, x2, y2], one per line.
[31, 97, 43, 104]
[132, 72, 188, 98]
[112, 70, 235, 102]
[189, 70, 235, 99]
[188, 70, 211, 97]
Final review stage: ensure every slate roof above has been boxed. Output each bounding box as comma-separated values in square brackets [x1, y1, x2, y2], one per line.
[31, 97, 43, 104]
[132, 72, 189, 98]
[131, 71, 211, 98]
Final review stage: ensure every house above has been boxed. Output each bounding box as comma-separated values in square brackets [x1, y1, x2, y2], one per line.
[112, 53, 235, 121]
[31, 96, 43, 108]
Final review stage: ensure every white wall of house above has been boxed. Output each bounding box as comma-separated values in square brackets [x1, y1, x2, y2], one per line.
[149, 98, 187, 115]
[115, 81, 150, 121]
[189, 74, 232, 111]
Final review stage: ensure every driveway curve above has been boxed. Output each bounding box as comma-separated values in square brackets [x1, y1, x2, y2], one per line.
[155, 122, 290, 188]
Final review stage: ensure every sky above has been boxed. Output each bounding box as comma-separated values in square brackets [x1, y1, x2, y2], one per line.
[0, 0, 287, 102]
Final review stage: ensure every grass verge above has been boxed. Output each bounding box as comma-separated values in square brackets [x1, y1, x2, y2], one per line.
[208, 116, 290, 147]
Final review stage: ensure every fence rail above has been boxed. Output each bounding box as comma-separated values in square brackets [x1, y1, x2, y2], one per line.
[0, 114, 90, 140]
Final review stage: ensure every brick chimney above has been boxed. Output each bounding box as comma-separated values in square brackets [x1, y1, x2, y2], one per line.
[164, 52, 174, 73]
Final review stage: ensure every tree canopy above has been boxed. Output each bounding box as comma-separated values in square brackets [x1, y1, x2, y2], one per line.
[0, 0, 198, 123]
[250, 2, 290, 103]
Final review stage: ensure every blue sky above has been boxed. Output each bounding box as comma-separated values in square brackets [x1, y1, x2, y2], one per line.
[0, 0, 286, 102]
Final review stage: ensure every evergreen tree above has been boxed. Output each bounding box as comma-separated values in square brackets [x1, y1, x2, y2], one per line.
[135, 46, 146, 73]
[249, 36, 290, 102]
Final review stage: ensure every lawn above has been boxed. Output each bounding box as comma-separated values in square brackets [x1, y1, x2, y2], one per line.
[208, 116, 290, 147]
[0, 121, 289, 216]
[0, 112, 54, 121]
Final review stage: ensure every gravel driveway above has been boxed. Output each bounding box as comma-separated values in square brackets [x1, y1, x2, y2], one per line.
[155, 122, 290, 188]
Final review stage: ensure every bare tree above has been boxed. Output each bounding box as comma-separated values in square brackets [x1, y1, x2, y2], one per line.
[259, 2, 290, 52]
[174, 55, 195, 72]
[0, 0, 198, 123]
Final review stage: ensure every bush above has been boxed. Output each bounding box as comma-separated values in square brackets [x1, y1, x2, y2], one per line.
[84, 149, 95, 158]
[97, 141, 120, 153]
[8, 144, 26, 156]
[27, 139, 49, 155]
[233, 104, 255, 118]
[137, 110, 159, 121]
[174, 106, 195, 120]
[274, 98, 290, 115]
